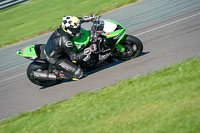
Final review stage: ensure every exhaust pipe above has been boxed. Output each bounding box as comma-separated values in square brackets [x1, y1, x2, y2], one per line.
[31, 71, 63, 80]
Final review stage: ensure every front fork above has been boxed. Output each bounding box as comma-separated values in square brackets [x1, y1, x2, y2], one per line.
[115, 43, 125, 52]
[115, 32, 126, 52]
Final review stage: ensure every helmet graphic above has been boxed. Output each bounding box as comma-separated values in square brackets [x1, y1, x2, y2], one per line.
[62, 16, 81, 36]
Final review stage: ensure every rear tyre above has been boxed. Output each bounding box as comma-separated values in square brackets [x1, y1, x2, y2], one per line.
[27, 62, 63, 87]
[114, 35, 143, 60]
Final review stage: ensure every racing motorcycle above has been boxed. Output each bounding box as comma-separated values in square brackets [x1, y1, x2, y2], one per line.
[17, 16, 143, 86]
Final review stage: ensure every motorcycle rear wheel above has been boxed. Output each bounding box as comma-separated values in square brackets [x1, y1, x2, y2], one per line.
[114, 35, 143, 60]
[27, 62, 63, 87]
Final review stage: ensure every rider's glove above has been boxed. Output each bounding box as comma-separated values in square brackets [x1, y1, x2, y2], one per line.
[89, 14, 96, 20]
[82, 14, 96, 22]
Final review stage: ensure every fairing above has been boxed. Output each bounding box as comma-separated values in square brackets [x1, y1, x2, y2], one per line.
[101, 19, 126, 52]
[72, 28, 90, 52]
[17, 45, 38, 59]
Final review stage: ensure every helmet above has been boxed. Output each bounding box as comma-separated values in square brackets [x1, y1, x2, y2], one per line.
[62, 16, 81, 36]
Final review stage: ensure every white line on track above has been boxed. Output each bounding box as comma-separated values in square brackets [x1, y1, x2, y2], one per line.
[0, 73, 25, 83]
[0, 12, 200, 83]
[135, 12, 200, 36]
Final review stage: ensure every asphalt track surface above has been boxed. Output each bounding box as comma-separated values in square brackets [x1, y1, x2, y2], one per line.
[0, 0, 200, 120]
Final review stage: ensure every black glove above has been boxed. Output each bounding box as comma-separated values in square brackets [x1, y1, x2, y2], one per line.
[89, 14, 96, 20]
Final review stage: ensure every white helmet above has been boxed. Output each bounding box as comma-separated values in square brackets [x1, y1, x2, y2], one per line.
[62, 16, 81, 36]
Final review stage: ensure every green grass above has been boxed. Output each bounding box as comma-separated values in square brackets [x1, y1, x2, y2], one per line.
[0, 0, 137, 47]
[0, 57, 200, 133]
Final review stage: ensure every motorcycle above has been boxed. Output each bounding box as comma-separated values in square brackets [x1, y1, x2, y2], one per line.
[17, 16, 143, 86]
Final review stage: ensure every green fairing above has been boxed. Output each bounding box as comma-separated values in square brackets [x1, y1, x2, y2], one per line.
[101, 19, 125, 38]
[72, 28, 90, 52]
[99, 19, 126, 52]
[16, 45, 38, 58]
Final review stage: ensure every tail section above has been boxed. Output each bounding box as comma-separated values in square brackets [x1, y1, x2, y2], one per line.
[17, 45, 38, 59]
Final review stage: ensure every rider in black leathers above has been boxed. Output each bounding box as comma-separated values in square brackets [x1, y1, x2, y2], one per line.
[44, 15, 96, 80]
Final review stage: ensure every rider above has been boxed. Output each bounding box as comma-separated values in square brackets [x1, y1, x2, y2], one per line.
[44, 14, 97, 80]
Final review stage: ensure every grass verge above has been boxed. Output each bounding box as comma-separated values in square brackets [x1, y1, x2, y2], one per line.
[0, 57, 200, 133]
[0, 0, 137, 47]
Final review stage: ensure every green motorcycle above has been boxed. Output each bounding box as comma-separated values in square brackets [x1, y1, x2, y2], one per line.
[17, 16, 143, 86]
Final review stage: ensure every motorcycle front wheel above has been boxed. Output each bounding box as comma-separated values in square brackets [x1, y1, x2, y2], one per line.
[114, 35, 143, 60]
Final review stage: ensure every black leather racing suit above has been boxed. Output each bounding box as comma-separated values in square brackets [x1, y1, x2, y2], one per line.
[44, 16, 93, 79]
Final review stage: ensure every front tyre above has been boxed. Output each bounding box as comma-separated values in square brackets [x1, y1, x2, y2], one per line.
[114, 35, 143, 60]
[27, 62, 63, 87]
